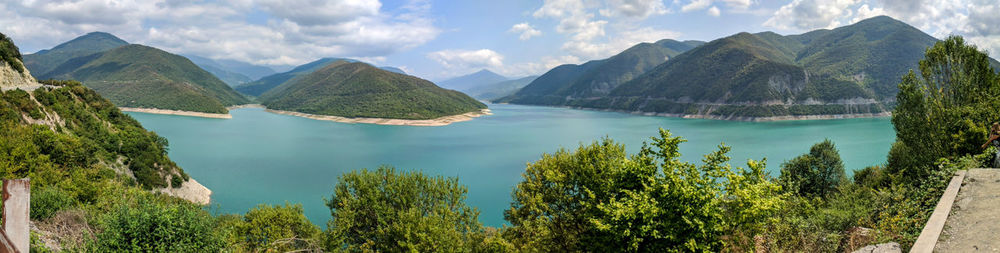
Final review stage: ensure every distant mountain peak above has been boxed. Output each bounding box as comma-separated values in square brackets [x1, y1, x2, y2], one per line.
[437, 69, 509, 91]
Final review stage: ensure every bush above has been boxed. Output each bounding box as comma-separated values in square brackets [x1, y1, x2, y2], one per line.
[325, 166, 484, 252]
[30, 186, 74, 220]
[88, 197, 223, 252]
[232, 203, 321, 252]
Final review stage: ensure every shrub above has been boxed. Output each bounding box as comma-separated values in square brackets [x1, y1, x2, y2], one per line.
[88, 197, 223, 252]
[30, 186, 74, 220]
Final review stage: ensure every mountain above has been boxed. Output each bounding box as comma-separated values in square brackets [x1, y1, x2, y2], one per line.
[498, 39, 703, 104]
[185, 55, 254, 87]
[45, 44, 249, 113]
[437, 69, 508, 91]
[23, 32, 129, 77]
[213, 58, 277, 80]
[259, 61, 486, 120]
[380, 66, 406, 74]
[235, 57, 405, 97]
[501, 16, 958, 119]
[464, 76, 538, 101]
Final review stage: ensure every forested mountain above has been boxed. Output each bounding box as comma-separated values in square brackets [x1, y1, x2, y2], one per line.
[437, 69, 508, 91]
[259, 61, 486, 120]
[185, 55, 254, 87]
[23, 32, 129, 77]
[499, 16, 964, 119]
[235, 57, 405, 96]
[464, 75, 538, 101]
[498, 39, 703, 104]
[44, 44, 249, 113]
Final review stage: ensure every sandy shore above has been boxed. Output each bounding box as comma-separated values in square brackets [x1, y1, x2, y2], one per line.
[158, 178, 212, 205]
[119, 107, 232, 119]
[266, 108, 492, 126]
[226, 104, 265, 110]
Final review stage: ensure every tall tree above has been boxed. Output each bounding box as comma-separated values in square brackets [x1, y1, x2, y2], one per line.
[889, 36, 1000, 180]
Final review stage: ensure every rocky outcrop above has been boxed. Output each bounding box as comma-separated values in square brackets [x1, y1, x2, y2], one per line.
[0, 60, 36, 90]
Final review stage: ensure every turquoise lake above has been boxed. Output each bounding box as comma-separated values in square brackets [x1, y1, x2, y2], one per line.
[126, 103, 895, 227]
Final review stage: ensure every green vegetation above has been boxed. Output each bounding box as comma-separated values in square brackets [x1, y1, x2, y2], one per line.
[501, 16, 944, 119]
[504, 130, 784, 251]
[497, 39, 702, 103]
[888, 36, 1000, 182]
[23, 32, 129, 77]
[0, 32, 25, 73]
[236, 57, 351, 97]
[260, 61, 486, 120]
[13, 35, 1000, 252]
[43, 44, 248, 113]
[779, 140, 847, 197]
[325, 166, 489, 252]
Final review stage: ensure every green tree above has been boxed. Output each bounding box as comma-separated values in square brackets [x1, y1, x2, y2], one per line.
[504, 129, 785, 252]
[324, 166, 484, 252]
[779, 139, 847, 197]
[229, 203, 322, 252]
[889, 36, 1000, 180]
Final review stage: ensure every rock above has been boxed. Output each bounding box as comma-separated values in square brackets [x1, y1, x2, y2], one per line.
[851, 242, 902, 253]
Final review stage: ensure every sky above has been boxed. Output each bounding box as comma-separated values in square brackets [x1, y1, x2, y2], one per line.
[2, 0, 999, 81]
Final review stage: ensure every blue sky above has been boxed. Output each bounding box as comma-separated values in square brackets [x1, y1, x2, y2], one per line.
[2, 0, 998, 81]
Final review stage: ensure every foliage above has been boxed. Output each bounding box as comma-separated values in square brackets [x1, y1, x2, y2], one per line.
[31, 185, 75, 220]
[229, 203, 322, 252]
[889, 36, 1000, 182]
[260, 62, 486, 120]
[87, 196, 224, 252]
[0, 32, 25, 73]
[779, 139, 848, 197]
[324, 166, 485, 252]
[504, 129, 786, 252]
[41, 44, 248, 113]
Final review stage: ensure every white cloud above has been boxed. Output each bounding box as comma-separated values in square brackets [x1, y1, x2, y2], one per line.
[707, 6, 721, 17]
[509, 23, 542, 40]
[0, 0, 440, 67]
[561, 27, 681, 59]
[851, 4, 887, 24]
[681, 0, 713, 12]
[600, 0, 669, 19]
[427, 49, 505, 70]
[763, 0, 860, 30]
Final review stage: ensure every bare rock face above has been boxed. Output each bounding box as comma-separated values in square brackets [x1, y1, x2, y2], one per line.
[851, 242, 901, 253]
[158, 178, 213, 205]
[0, 60, 37, 89]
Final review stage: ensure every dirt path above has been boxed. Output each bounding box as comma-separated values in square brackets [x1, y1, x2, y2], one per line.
[936, 169, 1000, 252]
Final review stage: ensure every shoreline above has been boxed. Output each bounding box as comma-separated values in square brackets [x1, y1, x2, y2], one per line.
[120, 107, 232, 119]
[495, 103, 892, 122]
[265, 108, 492, 126]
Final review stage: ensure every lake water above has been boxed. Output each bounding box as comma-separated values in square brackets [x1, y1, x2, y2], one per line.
[126, 103, 895, 227]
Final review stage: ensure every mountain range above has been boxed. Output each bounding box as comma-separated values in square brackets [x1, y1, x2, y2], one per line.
[464, 75, 539, 101]
[259, 60, 485, 120]
[498, 16, 980, 119]
[23, 32, 249, 113]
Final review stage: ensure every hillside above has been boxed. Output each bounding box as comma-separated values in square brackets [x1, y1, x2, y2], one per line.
[498, 39, 703, 104]
[236, 57, 408, 97]
[23, 32, 129, 78]
[259, 61, 486, 120]
[185, 55, 254, 87]
[464, 75, 538, 101]
[438, 69, 508, 91]
[45, 44, 249, 113]
[501, 16, 953, 119]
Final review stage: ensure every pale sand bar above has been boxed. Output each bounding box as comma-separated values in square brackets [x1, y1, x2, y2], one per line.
[119, 107, 232, 119]
[266, 108, 492, 126]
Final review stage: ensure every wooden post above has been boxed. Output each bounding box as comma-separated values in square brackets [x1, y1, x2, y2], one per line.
[2, 179, 29, 253]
